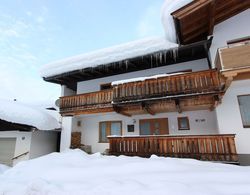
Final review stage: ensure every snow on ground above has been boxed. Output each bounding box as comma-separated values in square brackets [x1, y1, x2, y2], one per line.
[40, 36, 178, 78]
[0, 164, 9, 175]
[1, 149, 250, 195]
[0, 99, 60, 130]
[161, 0, 193, 43]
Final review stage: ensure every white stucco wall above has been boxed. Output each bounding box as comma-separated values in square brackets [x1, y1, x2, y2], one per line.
[30, 131, 59, 159]
[216, 80, 250, 154]
[77, 59, 208, 94]
[0, 131, 32, 165]
[61, 85, 76, 96]
[60, 116, 73, 151]
[210, 9, 250, 67]
[72, 110, 218, 153]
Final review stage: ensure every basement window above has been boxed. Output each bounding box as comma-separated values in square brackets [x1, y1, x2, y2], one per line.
[238, 95, 250, 128]
[178, 117, 190, 130]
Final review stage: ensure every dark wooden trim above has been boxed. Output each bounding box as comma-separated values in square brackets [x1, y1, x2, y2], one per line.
[237, 94, 250, 128]
[177, 117, 190, 130]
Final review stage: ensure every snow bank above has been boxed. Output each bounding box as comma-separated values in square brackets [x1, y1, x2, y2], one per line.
[40, 37, 178, 78]
[161, 0, 193, 43]
[0, 164, 9, 175]
[112, 72, 184, 85]
[0, 99, 60, 130]
[1, 149, 250, 195]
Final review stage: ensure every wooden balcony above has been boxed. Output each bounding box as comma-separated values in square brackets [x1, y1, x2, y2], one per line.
[108, 134, 238, 163]
[216, 37, 250, 81]
[112, 69, 222, 104]
[59, 69, 224, 116]
[60, 89, 113, 115]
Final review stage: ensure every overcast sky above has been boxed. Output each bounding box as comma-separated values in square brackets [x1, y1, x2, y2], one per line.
[0, 0, 165, 104]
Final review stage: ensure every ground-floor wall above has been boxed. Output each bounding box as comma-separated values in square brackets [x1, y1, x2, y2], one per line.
[0, 130, 59, 166]
[30, 130, 59, 159]
[216, 79, 250, 165]
[71, 110, 219, 153]
[0, 131, 32, 165]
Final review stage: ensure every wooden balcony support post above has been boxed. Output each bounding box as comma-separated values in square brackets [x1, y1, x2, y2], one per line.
[175, 99, 182, 113]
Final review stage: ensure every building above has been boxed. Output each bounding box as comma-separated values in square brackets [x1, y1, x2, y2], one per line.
[0, 99, 61, 166]
[40, 1, 250, 164]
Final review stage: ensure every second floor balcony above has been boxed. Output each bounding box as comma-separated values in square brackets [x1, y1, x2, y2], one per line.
[60, 69, 224, 116]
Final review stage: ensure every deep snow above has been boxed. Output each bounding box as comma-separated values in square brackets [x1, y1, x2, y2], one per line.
[0, 164, 9, 175]
[40, 37, 177, 78]
[1, 149, 250, 195]
[0, 99, 60, 130]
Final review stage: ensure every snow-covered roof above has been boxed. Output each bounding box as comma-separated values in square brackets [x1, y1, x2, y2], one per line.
[111, 72, 184, 85]
[40, 37, 178, 78]
[0, 99, 60, 131]
[161, 0, 193, 43]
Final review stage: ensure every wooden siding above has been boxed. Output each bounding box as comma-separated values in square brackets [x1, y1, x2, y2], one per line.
[108, 134, 238, 163]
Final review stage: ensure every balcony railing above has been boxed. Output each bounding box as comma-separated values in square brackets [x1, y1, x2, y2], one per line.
[216, 39, 250, 72]
[112, 69, 221, 103]
[108, 134, 238, 163]
[59, 69, 223, 115]
[60, 89, 113, 114]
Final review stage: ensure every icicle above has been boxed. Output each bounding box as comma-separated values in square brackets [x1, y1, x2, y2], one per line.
[150, 55, 153, 68]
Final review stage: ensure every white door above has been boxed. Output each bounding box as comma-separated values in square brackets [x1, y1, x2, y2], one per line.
[0, 138, 16, 166]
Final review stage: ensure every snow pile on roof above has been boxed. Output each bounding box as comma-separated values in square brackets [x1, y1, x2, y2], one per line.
[161, 0, 193, 43]
[112, 72, 184, 85]
[40, 36, 178, 78]
[1, 149, 250, 194]
[0, 164, 9, 175]
[0, 99, 60, 130]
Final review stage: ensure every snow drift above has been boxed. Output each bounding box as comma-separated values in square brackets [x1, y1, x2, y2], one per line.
[0, 149, 250, 195]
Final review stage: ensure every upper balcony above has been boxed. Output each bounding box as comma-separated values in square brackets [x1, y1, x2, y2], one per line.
[60, 69, 224, 116]
[215, 37, 250, 81]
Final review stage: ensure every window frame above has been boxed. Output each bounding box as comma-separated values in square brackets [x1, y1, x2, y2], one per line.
[99, 121, 122, 143]
[237, 94, 250, 128]
[177, 117, 190, 130]
[100, 83, 112, 91]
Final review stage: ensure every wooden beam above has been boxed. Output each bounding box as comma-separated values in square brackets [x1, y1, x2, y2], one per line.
[113, 106, 131, 117]
[175, 99, 182, 113]
[208, 0, 215, 34]
[141, 102, 155, 115]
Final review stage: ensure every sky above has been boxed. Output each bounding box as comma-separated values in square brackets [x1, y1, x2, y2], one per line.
[0, 0, 165, 105]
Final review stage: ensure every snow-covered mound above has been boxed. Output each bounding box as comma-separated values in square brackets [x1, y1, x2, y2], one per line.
[0, 164, 9, 175]
[40, 36, 177, 78]
[1, 149, 250, 194]
[161, 0, 193, 43]
[0, 99, 60, 130]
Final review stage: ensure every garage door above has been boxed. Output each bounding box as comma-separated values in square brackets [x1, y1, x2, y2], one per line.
[0, 138, 16, 166]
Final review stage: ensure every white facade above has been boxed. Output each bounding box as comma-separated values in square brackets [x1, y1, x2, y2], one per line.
[210, 9, 250, 157]
[0, 130, 59, 166]
[210, 10, 250, 67]
[71, 110, 218, 153]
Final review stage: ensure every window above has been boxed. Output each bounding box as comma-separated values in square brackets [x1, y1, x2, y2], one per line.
[178, 117, 190, 130]
[127, 125, 135, 132]
[99, 121, 122, 143]
[238, 95, 250, 128]
[100, 83, 112, 90]
[139, 118, 169, 135]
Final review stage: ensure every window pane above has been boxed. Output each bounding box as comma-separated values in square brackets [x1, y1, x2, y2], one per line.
[238, 95, 250, 127]
[100, 123, 107, 142]
[140, 121, 151, 135]
[111, 122, 121, 136]
[178, 117, 189, 130]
